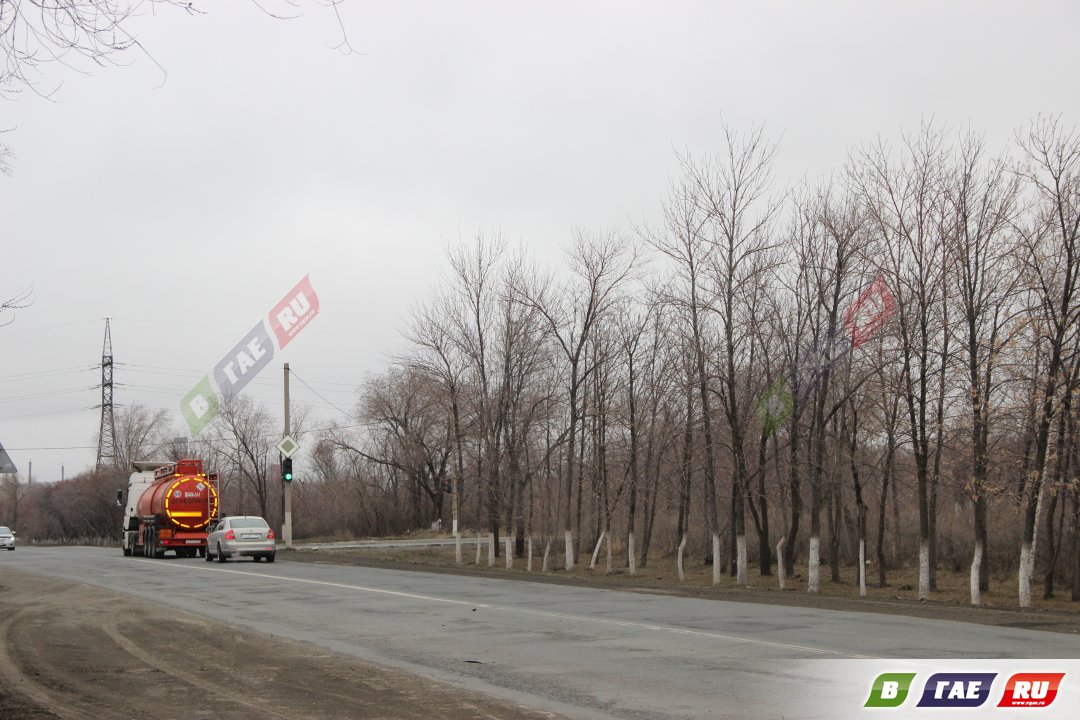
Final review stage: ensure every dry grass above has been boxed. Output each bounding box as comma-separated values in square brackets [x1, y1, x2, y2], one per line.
[287, 541, 1080, 631]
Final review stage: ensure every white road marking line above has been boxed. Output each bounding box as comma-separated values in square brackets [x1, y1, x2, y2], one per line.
[125, 556, 864, 657]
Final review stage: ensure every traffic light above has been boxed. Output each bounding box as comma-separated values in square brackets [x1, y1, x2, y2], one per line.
[282, 458, 293, 483]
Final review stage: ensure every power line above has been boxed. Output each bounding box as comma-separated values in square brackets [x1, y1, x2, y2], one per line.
[2, 444, 97, 451]
[0, 407, 97, 423]
[0, 386, 98, 404]
[289, 369, 353, 418]
[0, 365, 98, 384]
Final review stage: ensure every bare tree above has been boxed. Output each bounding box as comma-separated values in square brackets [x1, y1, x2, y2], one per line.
[211, 395, 277, 519]
[1014, 116, 1080, 608]
[644, 171, 720, 581]
[522, 230, 637, 570]
[110, 403, 174, 471]
[0, 285, 32, 327]
[941, 133, 1022, 603]
[0, 139, 12, 176]
[689, 124, 781, 585]
[853, 126, 951, 600]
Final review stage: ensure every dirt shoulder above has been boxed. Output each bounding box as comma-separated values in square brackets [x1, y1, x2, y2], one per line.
[283, 545, 1080, 635]
[0, 566, 561, 720]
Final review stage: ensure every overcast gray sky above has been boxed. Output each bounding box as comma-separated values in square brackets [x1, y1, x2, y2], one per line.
[1, 0, 1077, 479]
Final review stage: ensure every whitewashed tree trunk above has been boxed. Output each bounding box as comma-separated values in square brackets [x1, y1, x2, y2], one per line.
[776, 537, 786, 590]
[1030, 481, 1046, 579]
[970, 540, 983, 606]
[605, 532, 612, 573]
[918, 539, 929, 601]
[736, 534, 748, 586]
[677, 534, 687, 582]
[590, 531, 605, 570]
[711, 532, 721, 586]
[1019, 542, 1033, 608]
[858, 539, 866, 597]
[543, 539, 551, 573]
[487, 534, 495, 567]
[1020, 466, 1047, 609]
[527, 537, 534, 572]
[475, 531, 482, 565]
[564, 530, 574, 571]
[505, 537, 513, 569]
[808, 536, 820, 593]
[627, 531, 636, 576]
[455, 533, 462, 565]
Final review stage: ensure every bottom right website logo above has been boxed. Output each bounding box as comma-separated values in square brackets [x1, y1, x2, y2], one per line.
[865, 672, 1065, 709]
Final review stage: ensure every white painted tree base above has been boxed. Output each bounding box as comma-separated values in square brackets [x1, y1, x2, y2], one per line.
[858, 539, 866, 597]
[919, 540, 929, 601]
[712, 533, 721, 586]
[776, 537, 786, 590]
[808, 536, 820, 593]
[970, 540, 983, 606]
[628, 532, 636, 576]
[564, 530, 574, 571]
[736, 534, 747, 586]
[590, 531, 605, 570]
[1019, 542, 1032, 608]
[677, 534, 687, 582]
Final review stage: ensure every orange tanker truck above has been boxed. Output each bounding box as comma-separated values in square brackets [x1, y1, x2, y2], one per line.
[120, 459, 220, 558]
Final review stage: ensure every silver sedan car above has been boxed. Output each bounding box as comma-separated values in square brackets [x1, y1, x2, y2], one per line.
[0, 526, 14, 551]
[205, 516, 276, 562]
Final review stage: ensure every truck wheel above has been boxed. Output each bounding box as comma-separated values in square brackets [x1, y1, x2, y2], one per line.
[216, 544, 227, 563]
[122, 543, 131, 557]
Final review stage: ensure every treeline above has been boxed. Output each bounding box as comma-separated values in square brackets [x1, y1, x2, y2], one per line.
[3, 118, 1077, 609]
[325, 118, 1079, 608]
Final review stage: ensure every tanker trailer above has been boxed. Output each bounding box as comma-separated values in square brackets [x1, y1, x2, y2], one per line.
[120, 459, 219, 558]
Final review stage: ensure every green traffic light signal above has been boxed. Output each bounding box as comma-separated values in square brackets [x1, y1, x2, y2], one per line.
[282, 458, 293, 482]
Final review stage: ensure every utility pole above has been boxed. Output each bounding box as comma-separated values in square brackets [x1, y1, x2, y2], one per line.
[283, 362, 292, 548]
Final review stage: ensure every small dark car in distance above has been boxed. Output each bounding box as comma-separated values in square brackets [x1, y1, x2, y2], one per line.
[205, 516, 275, 563]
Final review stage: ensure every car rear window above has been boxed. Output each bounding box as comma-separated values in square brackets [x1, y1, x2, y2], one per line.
[230, 518, 268, 529]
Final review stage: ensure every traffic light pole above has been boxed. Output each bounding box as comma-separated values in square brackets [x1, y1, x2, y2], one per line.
[283, 362, 293, 548]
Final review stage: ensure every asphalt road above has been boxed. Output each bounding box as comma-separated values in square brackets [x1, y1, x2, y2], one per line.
[6, 546, 1080, 720]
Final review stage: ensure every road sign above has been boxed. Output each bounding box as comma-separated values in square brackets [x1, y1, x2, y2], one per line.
[0, 441, 16, 474]
[276, 434, 299, 458]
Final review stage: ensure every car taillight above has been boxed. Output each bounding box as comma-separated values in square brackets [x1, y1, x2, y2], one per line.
[225, 529, 235, 540]
[267, 529, 275, 539]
